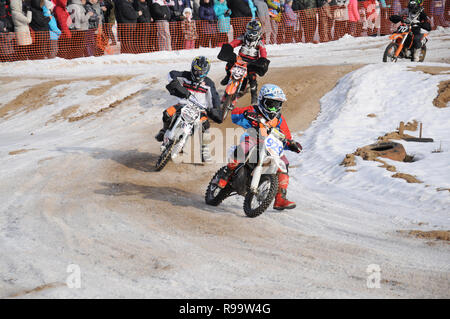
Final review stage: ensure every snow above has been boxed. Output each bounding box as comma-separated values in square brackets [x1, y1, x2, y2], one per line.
[0, 28, 449, 298]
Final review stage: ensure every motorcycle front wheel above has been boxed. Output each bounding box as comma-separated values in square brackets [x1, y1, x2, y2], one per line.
[383, 42, 399, 62]
[243, 174, 278, 218]
[205, 166, 231, 206]
[155, 140, 174, 172]
[221, 94, 235, 122]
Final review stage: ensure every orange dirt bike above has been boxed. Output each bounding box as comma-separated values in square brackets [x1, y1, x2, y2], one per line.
[217, 43, 270, 121]
[220, 56, 249, 121]
[383, 22, 428, 62]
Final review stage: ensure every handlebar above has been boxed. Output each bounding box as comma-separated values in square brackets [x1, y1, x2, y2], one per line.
[187, 95, 207, 110]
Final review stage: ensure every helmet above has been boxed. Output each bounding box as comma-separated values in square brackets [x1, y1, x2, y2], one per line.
[245, 20, 262, 43]
[191, 56, 211, 82]
[408, 0, 423, 13]
[257, 84, 287, 120]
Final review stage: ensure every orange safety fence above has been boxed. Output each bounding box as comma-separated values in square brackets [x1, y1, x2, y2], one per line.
[0, 2, 446, 62]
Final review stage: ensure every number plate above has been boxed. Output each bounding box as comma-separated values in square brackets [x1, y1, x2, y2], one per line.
[265, 136, 284, 156]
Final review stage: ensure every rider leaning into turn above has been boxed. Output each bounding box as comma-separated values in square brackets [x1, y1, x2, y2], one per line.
[217, 84, 303, 210]
[155, 56, 222, 162]
[220, 20, 268, 105]
[389, 0, 431, 62]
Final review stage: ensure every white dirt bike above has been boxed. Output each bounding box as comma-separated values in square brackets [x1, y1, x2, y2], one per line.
[155, 96, 208, 171]
[205, 116, 287, 217]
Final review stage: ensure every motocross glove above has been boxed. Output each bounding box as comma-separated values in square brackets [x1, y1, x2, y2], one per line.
[243, 110, 260, 127]
[287, 139, 302, 153]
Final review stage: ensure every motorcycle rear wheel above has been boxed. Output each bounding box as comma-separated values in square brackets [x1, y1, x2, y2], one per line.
[243, 174, 278, 218]
[155, 140, 174, 172]
[383, 42, 399, 62]
[205, 166, 231, 206]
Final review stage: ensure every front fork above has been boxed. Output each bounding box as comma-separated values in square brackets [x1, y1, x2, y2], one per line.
[250, 145, 266, 194]
[394, 35, 408, 60]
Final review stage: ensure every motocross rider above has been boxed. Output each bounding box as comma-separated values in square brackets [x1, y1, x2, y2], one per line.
[155, 56, 222, 163]
[389, 0, 431, 62]
[217, 84, 303, 210]
[219, 20, 269, 105]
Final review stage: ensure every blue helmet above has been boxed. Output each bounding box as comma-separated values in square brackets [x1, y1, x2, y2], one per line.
[257, 84, 287, 120]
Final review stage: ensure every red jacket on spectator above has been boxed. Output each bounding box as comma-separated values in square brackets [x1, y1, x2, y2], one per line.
[53, 0, 71, 38]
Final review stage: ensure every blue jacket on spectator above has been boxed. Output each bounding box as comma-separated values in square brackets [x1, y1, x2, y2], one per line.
[43, 5, 61, 40]
[199, 0, 217, 34]
[214, 0, 231, 33]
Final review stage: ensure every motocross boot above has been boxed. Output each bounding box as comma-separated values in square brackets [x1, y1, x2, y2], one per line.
[250, 82, 258, 105]
[220, 70, 231, 86]
[155, 120, 170, 142]
[413, 49, 421, 62]
[217, 159, 239, 188]
[201, 130, 213, 163]
[273, 173, 296, 210]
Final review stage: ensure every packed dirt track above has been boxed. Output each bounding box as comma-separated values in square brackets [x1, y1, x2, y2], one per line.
[1, 47, 449, 298]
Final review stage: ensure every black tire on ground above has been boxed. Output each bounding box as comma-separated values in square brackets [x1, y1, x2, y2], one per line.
[155, 140, 174, 172]
[205, 166, 231, 206]
[383, 42, 399, 62]
[243, 174, 278, 218]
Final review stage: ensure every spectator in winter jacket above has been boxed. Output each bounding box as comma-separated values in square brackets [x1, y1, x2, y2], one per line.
[117, 0, 140, 53]
[333, 0, 349, 39]
[150, 0, 171, 50]
[30, 0, 50, 59]
[253, 0, 272, 43]
[431, 0, 448, 28]
[100, 0, 116, 45]
[133, 0, 152, 52]
[53, 0, 71, 38]
[84, 0, 102, 56]
[347, 0, 360, 36]
[11, 0, 33, 60]
[317, 0, 333, 42]
[214, 0, 231, 44]
[68, 0, 91, 30]
[227, 0, 254, 39]
[282, 0, 296, 43]
[266, 0, 282, 44]
[198, 0, 217, 47]
[43, 0, 61, 57]
[1, 0, 14, 32]
[295, 0, 318, 43]
[181, 6, 197, 49]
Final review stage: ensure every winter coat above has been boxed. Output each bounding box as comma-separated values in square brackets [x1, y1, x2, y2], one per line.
[118, 0, 138, 23]
[253, 0, 271, 32]
[266, 0, 281, 20]
[284, 4, 296, 27]
[0, 0, 15, 32]
[30, 0, 50, 31]
[53, 0, 71, 37]
[431, 0, 445, 16]
[150, 0, 171, 20]
[293, 0, 316, 10]
[85, 1, 102, 29]
[227, 0, 252, 17]
[214, 0, 231, 33]
[67, 0, 90, 30]
[347, 0, 359, 22]
[134, 0, 151, 22]
[181, 17, 197, 39]
[198, 0, 217, 34]
[10, 0, 33, 45]
[170, 0, 190, 21]
[101, 0, 115, 23]
[43, 5, 61, 39]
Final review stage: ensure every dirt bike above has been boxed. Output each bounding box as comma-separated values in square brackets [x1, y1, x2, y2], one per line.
[220, 56, 249, 122]
[217, 43, 270, 121]
[155, 96, 207, 171]
[205, 116, 287, 218]
[383, 22, 428, 62]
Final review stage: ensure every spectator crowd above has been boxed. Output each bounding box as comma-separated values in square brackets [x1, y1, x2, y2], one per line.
[0, 0, 449, 61]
